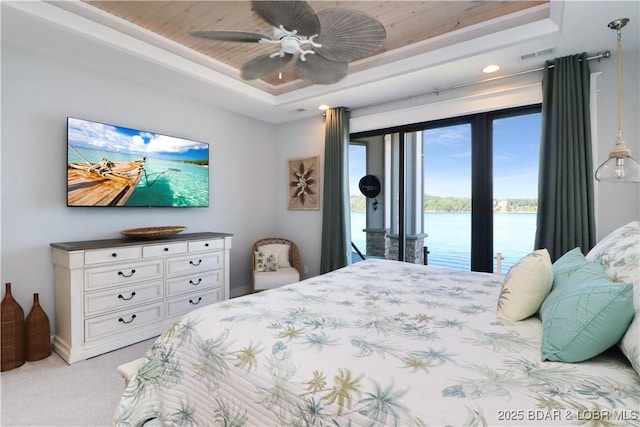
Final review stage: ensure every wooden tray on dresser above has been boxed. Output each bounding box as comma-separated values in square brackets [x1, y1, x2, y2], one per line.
[120, 226, 187, 239]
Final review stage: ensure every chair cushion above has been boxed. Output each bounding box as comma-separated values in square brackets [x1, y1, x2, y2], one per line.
[254, 267, 300, 290]
[258, 243, 291, 268]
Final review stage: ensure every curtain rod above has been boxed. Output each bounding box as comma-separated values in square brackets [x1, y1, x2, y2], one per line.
[355, 51, 610, 111]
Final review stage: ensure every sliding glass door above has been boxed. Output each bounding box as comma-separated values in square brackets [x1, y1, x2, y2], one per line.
[492, 110, 541, 273]
[349, 143, 367, 260]
[423, 123, 472, 270]
[351, 105, 541, 272]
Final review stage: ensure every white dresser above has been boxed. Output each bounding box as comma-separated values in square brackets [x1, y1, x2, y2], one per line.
[50, 232, 232, 364]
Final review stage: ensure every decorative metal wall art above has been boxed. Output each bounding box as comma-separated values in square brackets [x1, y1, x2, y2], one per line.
[288, 156, 320, 210]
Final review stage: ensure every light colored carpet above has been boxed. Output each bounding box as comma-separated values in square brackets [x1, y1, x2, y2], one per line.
[0, 338, 156, 427]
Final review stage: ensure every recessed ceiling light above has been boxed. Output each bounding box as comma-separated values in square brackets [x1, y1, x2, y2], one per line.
[482, 64, 500, 74]
[318, 104, 330, 111]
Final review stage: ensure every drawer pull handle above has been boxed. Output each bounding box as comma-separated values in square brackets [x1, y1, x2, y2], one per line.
[204, 243, 209, 247]
[164, 247, 169, 252]
[118, 314, 137, 324]
[189, 259, 202, 266]
[189, 297, 202, 305]
[118, 292, 136, 301]
[112, 253, 118, 258]
[118, 269, 136, 278]
[189, 278, 202, 286]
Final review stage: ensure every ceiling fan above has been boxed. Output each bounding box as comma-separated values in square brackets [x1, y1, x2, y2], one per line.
[191, 0, 387, 85]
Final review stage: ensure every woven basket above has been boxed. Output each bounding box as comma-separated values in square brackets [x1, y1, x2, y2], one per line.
[25, 293, 51, 361]
[1, 283, 25, 371]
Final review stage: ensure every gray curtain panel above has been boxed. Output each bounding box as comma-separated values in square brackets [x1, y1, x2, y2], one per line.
[320, 107, 352, 273]
[535, 53, 596, 261]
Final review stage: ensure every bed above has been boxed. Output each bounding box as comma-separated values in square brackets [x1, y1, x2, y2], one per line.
[115, 222, 639, 426]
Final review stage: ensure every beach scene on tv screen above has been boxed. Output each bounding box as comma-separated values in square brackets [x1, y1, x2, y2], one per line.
[67, 118, 209, 207]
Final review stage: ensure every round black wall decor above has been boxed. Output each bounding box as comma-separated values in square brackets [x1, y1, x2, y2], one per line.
[358, 175, 381, 198]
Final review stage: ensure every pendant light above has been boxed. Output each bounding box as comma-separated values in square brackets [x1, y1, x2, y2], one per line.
[595, 18, 640, 183]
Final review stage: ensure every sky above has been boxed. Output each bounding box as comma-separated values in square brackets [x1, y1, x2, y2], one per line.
[67, 117, 209, 161]
[350, 112, 541, 199]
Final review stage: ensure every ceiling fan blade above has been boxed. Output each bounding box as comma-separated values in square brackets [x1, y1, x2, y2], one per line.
[294, 54, 348, 85]
[241, 53, 294, 80]
[251, 1, 320, 37]
[314, 9, 386, 62]
[191, 31, 266, 42]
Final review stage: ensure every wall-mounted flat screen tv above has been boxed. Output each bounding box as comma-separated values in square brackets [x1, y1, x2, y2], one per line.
[67, 117, 209, 207]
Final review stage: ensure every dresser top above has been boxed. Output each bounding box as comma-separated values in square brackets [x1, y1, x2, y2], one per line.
[50, 232, 233, 251]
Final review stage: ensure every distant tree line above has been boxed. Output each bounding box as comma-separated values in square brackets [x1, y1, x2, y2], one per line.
[350, 194, 537, 213]
[425, 195, 470, 212]
[351, 195, 367, 212]
[183, 159, 209, 166]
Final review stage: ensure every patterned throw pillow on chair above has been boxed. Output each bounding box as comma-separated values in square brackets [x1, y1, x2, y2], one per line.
[255, 251, 278, 272]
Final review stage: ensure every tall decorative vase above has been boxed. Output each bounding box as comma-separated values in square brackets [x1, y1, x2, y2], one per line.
[24, 293, 51, 361]
[1, 283, 25, 371]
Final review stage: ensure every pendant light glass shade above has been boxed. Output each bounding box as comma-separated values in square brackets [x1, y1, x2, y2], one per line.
[595, 154, 640, 182]
[595, 18, 640, 183]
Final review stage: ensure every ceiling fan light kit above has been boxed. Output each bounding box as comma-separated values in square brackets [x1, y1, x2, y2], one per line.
[261, 26, 321, 60]
[191, 0, 386, 85]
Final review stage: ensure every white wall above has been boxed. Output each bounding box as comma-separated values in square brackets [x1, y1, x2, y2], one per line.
[351, 50, 640, 240]
[2, 20, 637, 338]
[0, 42, 281, 329]
[273, 116, 326, 279]
[590, 49, 640, 238]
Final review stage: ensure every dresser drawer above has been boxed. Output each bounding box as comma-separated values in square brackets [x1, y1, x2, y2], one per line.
[166, 253, 222, 276]
[84, 280, 164, 317]
[51, 232, 231, 363]
[143, 242, 187, 258]
[165, 271, 222, 297]
[165, 288, 223, 318]
[84, 260, 163, 291]
[84, 302, 163, 342]
[188, 239, 223, 252]
[85, 246, 141, 265]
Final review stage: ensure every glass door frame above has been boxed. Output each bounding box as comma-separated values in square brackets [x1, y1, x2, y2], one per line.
[351, 104, 541, 271]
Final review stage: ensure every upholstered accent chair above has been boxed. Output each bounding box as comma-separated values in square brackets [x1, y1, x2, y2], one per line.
[251, 238, 302, 292]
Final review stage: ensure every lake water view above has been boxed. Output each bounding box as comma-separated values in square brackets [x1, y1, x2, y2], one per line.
[68, 147, 208, 207]
[351, 211, 537, 273]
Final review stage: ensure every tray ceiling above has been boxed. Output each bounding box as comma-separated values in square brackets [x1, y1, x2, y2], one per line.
[81, 1, 547, 94]
[14, 1, 638, 124]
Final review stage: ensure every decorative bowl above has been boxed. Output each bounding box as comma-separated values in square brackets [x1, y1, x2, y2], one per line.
[120, 226, 187, 239]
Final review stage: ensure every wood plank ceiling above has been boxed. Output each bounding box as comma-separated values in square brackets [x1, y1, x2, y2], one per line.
[83, 1, 547, 88]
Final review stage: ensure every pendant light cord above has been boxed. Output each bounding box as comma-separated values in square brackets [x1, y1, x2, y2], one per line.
[616, 29, 623, 136]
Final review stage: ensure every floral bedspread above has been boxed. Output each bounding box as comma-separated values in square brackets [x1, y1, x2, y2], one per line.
[114, 259, 639, 426]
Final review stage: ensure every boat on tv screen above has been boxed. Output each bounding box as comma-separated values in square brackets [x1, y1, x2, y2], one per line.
[66, 117, 209, 207]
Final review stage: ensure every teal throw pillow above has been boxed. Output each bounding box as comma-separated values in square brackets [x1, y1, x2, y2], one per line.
[551, 247, 588, 288]
[540, 266, 634, 362]
[552, 258, 609, 290]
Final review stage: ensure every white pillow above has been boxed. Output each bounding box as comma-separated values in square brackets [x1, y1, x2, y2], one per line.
[586, 221, 639, 288]
[258, 243, 291, 268]
[497, 249, 553, 321]
[586, 220, 639, 375]
[619, 298, 639, 374]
